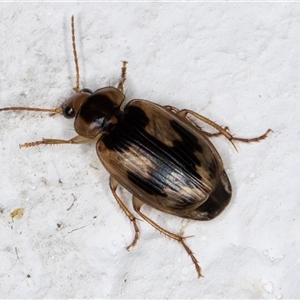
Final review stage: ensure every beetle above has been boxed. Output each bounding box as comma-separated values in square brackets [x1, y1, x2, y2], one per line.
[0, 16, 271, 278]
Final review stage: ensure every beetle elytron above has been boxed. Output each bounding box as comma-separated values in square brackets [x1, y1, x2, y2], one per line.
[0, 16, 271, 278]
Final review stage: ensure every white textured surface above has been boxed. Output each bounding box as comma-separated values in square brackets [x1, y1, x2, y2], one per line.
[0, 3, 299, 299]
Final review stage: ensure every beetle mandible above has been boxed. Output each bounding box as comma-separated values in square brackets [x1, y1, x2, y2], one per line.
[0, 16, 272, 278]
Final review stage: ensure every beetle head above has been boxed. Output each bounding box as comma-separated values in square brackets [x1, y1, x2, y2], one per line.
[63, 86, 125, 139]
[62, 88, 92, 119]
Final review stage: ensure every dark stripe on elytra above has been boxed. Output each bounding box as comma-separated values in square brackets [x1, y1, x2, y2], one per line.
[170, 120, 203, 153]
[127, 172, 168, 197]
[123, 107, 202, 179]
[102, 105, 203, 197]
[168, 120, 202, 169]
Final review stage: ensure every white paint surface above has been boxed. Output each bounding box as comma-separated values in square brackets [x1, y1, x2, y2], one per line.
[0, 3, 299, 299]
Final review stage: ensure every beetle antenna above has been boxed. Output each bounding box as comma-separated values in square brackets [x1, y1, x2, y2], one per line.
[71, 15, 80, 92]
[117, 61, 128, 93]
[0, 106, 62, 115]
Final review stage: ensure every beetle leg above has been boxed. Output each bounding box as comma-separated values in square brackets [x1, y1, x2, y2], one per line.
[109, 177, 140, 251]
[132, 196, 202, 278]
[19, 134, 100, 148]
[177, 109, 271, 150]
[117, 61, 128, 93]
[164, 105, 230, 138]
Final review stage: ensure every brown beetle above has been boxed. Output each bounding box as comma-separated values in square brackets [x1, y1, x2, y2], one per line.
[0, 16, 271, 277]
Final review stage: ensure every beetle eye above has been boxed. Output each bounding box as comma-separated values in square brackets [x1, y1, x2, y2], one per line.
[63, 106, 75, 119]
[80, 88, 93, 94]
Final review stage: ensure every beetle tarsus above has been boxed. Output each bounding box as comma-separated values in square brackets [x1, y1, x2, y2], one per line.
[125, 219, 140, 251]
[230, 128, 273, 143]
[132, 196, 202, 278]
[180, 238, 203, 278]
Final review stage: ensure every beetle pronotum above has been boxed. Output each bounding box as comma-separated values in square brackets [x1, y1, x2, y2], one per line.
[0, 16, 271, 278]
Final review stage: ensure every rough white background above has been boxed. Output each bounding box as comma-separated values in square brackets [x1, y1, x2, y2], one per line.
[0, 2, 299, 299]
